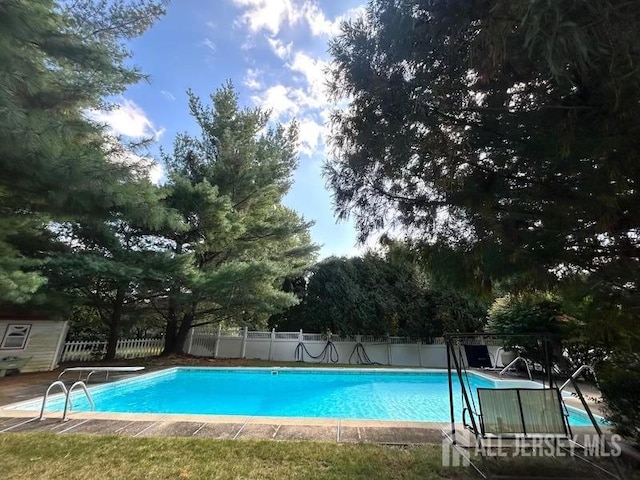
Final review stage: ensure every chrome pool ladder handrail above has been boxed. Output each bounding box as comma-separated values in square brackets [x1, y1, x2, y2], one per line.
[499, 355, 533, 380]
[39, 381, 69, 420]
[559, 364, 597, 392]
[39, 380, 94, 421]
[62, 381, 95, 421]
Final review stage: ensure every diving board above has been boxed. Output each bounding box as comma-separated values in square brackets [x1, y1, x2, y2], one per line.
[58, 366, 145, 383]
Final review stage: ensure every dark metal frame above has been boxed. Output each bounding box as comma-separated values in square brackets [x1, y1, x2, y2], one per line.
[444, 332, 628, 480]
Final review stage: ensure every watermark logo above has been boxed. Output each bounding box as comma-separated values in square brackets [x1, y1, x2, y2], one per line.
[442, 437, 471, 467]
[442, 434, 622, 467]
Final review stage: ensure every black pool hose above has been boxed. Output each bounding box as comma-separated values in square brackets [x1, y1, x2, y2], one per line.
[349, 342, 383, 365]
[294, 341, 339, 363]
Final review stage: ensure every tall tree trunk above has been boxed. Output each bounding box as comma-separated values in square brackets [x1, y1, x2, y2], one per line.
[162, 242, 183, 356]
[174, 310, 194, 354]
[161, 299, 179, 355]
[105, 286, 126, 361]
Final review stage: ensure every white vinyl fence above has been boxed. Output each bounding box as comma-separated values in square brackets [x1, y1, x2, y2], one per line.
[61, 338, 163, 362]
[185, 327, 506, 368]
[59, 330, 506, 368]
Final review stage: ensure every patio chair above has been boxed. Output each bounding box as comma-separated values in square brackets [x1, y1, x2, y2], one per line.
[476, 387, 568, 437]
[464, 344, 494, 369]
[0, 356, 31, 377]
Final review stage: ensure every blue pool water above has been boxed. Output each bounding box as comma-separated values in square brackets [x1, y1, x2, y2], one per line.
[20, 368, 600, 426]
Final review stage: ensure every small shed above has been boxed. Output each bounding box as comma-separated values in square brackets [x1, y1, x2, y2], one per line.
[0, 313, 69, 374]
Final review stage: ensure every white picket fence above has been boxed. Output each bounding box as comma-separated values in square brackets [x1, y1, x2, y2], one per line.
[61, 338, 164, 362]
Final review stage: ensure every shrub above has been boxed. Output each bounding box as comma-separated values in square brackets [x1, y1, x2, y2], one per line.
[486, 291, 577, 372]
[598, 354, 640, 446]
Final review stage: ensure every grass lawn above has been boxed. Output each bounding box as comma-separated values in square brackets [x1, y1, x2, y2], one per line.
[0, 433, 469, 480]
[1, 433, 636, 479]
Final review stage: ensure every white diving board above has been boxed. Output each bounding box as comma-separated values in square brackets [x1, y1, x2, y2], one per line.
[58, 366, 145, 383]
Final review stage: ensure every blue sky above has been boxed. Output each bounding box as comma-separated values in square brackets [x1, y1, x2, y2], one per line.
[95, 0, 369, 258]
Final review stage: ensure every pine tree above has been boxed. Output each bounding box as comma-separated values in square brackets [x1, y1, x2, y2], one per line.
[44, 179, 181, 360]
[0, 0, 167, 304]
[158, 84, 317, 354]
[326, 0, 640, 299]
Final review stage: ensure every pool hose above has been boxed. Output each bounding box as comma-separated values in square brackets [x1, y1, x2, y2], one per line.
[348, 343, 382, 365]
[294, 341, 339, 363]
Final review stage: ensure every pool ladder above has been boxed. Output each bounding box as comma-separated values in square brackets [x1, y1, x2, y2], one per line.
[39, 380, 95, 421]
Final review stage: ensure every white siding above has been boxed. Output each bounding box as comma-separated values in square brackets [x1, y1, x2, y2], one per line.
[0, 320, 69, 373]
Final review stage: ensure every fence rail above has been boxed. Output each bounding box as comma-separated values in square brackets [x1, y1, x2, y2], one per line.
[185, 328, 506, 368]
[61, 338, 164, 362]
[59, 330, 504, 367]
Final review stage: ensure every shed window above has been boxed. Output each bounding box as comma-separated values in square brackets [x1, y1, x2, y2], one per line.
[1, 324, 31, 349]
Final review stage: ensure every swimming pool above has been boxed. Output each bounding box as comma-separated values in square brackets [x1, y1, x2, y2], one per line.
[12, 367, 600, 426]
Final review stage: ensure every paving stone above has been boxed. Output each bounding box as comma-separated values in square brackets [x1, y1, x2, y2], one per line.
[114, 420, 157, 436]
[64, 419, 133, 435]
[0, 417, 37, 431]
[235, 423, 280, 440]
[137, 421, 203, 437]
[0, 417, 22, 428]
[44, 419, 86, 432]
[275, 424, 337, 442]
[359, 427, 440, 444]
[192, 422, 244, 439]
[338, 426, 363, 443]
[9, 418, 60, 432]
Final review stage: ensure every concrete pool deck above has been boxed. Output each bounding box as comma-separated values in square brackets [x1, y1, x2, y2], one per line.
[0, 412, 450, 444]
[0, 362, 607, 444]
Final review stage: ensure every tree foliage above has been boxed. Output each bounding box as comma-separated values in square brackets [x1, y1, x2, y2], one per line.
[486, 291, 580, 371]
[0, 0, 167, 304]
[157, 84, 317, 353]
[271, 248, 486, 338]
[327, 1, 640, 438]
[326, 0, 640, 294]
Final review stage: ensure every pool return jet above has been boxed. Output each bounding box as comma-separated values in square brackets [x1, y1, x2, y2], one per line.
[444, 332, 628, 480]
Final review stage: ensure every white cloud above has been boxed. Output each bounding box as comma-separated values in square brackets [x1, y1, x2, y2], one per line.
[304, 4, 365, 37]
[147, 161, 164, 184]
[249, 50, 332, 155]
[297, 117, 325, 155]
[87, 99, 164, 140]
[160, 90, 176, 101]
[267, 37, 292, 59]
[203, 37, 216, 53]
[232, 0, 302, 36]
[233, 0, 365, 37]
[251, 84, 300, 120]
[287, 51, 328, 107]
[121, 153, 164, 185]
[244, 68, 263, 90]
[302, 2, 335, 36]
[103, 138, 165, 185]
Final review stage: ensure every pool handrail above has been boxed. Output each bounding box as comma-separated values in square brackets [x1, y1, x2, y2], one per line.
[498, 355, 532, 380]
[39, 381, 68, 420]
[559, 364, 596, 392]
[62, 381, 95, 421]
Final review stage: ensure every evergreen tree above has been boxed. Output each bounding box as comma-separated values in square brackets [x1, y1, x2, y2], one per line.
[45, 180, 181, 360]
[271, 248, 486, 337]
[158, 84, 317, 353]
[0, 0, 167, 304]
[326, 0, 640, 439]
[326, 0, 640, 296]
